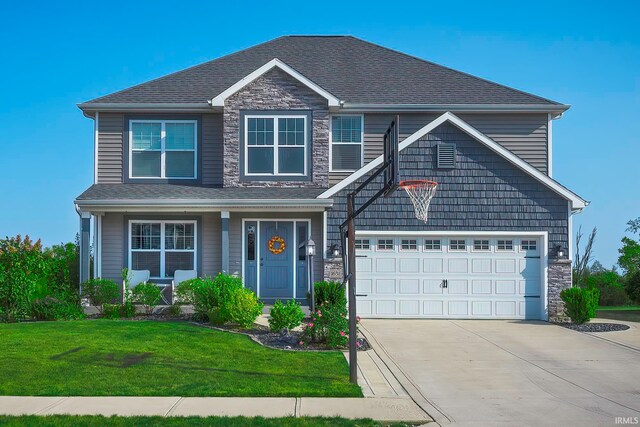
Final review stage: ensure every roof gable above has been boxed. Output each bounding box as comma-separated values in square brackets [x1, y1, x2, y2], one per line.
[80, 36, 567, 110]
[210, 58, 340, 107]
[318, 112, 587, 210]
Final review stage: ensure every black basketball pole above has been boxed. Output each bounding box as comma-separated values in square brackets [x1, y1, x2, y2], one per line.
[340, 116, 399, 385]
[346, 193, 358, 384]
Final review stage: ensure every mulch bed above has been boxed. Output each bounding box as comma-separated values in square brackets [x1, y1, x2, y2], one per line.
[556, 322, 630, 333]
[195, 322, 371, 352]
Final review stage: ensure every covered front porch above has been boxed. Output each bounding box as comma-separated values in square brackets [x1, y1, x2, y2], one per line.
[74, 184, 332, 303]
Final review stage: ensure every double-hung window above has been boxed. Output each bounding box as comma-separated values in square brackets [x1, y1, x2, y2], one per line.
[245, 115, 307, 176]
[129, 220, 196, 279]
[330, 115, 363, 172]
[130, 120, 197, 179]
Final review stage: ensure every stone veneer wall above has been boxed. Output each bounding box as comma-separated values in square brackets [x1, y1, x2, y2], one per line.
[323, 258, 344, 282]
[223, 68, 329, 187]
[547, 259, 573, 322]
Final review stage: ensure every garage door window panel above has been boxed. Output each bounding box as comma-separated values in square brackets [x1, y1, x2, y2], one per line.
[449, 239, 467, 251]
[355, 239, 370, 250]
[401, 239, 418, 251]
[377, 239, 394, 251]
[497, 240, 514, 251]
[424, 239, 442, 251]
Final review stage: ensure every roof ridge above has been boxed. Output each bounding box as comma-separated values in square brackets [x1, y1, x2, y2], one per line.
[83, 36, 289, 104]
[348, 36, 561, 106]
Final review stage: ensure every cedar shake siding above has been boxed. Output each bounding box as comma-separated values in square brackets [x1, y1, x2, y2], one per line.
[223, 68, 330, 188]
[329, 113, 549, 185]
[326, 122, 568, 253]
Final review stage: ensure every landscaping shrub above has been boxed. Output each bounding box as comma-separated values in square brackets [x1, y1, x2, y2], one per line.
[30, 296, 85, 321]
[186, 274, 243, 323]
[132, 282, 162, 314]
[313, 281, 347, 307]
[584, 270, 630, 306]
[44, 242, 80, 295]
[301, 302, 348, 348]
[175, 278, 198, 305]
[269, 299, 305, 332]
[0, 235, 85, 322]
[81, 278, 120, 313]
[560, 286, 600, 324]
[224, 286, 263, 328]
[120, 290, 137, 318]
[101, 303, 122, 319]
[625, 271, 640, 304]
[167, 304, 182, 317]
[0, 235, 48, 321]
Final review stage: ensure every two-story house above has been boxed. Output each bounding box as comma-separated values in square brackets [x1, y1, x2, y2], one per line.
[75, 36, 587, 320]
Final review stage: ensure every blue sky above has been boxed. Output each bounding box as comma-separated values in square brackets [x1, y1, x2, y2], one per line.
[0, 0, 638, 267]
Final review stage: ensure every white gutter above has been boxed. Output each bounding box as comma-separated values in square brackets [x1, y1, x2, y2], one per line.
[78, 103, 213, 114]
[337, 103, 571, 113]
[75, 198, 333, 208]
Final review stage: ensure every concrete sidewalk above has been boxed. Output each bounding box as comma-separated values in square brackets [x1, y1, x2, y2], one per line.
[0, 396, 430, 422]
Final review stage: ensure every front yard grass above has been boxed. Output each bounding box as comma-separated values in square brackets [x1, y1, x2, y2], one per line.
[597, 306, 640, 323]
[0, 416, 406, 427]
[0, 320, 361, 397]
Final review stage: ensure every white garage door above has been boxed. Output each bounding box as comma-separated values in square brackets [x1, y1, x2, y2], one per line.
[355, 235, 544, 320]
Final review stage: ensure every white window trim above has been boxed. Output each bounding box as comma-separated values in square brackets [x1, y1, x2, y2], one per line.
[329, 114, 364, 172]
[128, 220, 197, 279]
[129, 119, 198, 180]
[244, 115, 308, 177]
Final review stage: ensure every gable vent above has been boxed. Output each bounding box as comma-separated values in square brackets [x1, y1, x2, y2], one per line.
[437, 143, 456, 169]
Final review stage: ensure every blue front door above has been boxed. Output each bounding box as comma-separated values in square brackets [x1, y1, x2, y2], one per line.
[260, 221, 294, 299]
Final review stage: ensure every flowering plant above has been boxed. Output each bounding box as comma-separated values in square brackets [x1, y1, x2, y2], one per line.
[299, 302, 348, 349]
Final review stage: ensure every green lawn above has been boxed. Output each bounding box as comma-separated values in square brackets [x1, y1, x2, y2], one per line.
[0, 416, 406, 427]
[0, 320, 361, 397]
[597, 306, 640, 323]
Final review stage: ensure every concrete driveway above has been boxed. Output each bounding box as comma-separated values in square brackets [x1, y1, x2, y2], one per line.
[361, 320, 640, 427]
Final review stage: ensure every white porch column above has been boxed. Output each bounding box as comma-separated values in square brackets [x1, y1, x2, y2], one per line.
[221, 211, 230, 273]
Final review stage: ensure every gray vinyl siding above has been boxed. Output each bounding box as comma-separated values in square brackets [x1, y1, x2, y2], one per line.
[97, 113, 125, 183]
[201, 113, 224, 186]
[99, 212, 221, 283]
[202, 212, 222, 275]
[96, 113, 223, 186]
[326, 122, 568, 254]
[328, 113, 549, 185]
[461, 114, 548, 173]
[228, 212, 324, 284]
[101, 212, 124, 282]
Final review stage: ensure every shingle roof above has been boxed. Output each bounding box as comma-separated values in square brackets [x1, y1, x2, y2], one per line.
[75, 184, 326, 202]
[82, 36, 561, 106]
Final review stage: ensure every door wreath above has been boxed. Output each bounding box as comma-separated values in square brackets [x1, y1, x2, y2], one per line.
[268, 236, 286, 255]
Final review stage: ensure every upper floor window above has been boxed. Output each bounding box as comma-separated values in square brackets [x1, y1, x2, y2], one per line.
[245, 115, 308, 176]
[330, 115, 363, 172]
[129, 120, 197, 179]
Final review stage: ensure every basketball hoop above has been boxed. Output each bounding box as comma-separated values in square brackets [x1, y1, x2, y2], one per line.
[400, 180, 438, 222]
